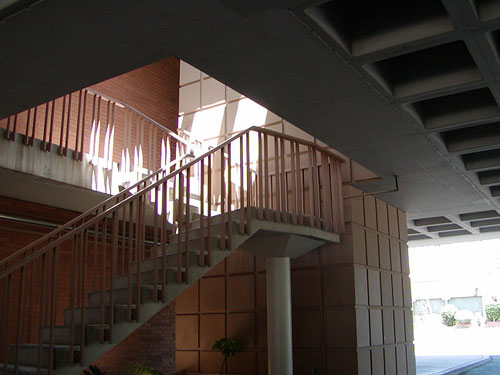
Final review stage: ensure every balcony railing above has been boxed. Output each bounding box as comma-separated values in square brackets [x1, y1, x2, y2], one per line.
[0, 89, 189, 184]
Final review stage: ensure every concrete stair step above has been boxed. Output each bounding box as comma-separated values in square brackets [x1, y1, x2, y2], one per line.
[0, 364, 48, 375]
[63, 304, 134, 325]
[41, 324, 110, 346]
[113, 267, 180, 289]
[87, 285, 158, 307]
[10, 343, 79, 369]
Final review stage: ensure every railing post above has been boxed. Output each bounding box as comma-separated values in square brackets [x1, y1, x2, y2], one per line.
[37, 254, 47, 374]
[258, 133, 264, 219]
[161, 180, 168, 302]
[4, 116, 11, 141]
[199, 160, 205, 266]
[280, 137, 287, 223]
[184, 167, 191, 283]
[264, 134, 270, 220]
[295, 143, 304, 225]
[274, 136, 281, 222]
[79, 91, 87, 161]
[110, 211, 119, 342]
[127, 201, 134, 322]
[48, 246, 59, 375]
[246, 133, 251, 234]
[58, 95, 67, 155]
[227, 144, 232, 249]
[152, 187, 159, 303]
[321, 152, 332, 232]
[177, 173, 184, 283]
[100, 217, 107, 342]
[30, 106, 37, 146]
[207, 154, 212, 266]
[240, 137, 245, 234]
[307, 146, 315, 227]
[290, 142, 298, 225]
[220, 148, 226, 249]
[80, 229, 89, 365]
[2, 274, 12, 375]
[68, 235, 77, 365]
[14, 265, 26, 373]
[312, 148, 321, 229]
[64, 93, 72, 155]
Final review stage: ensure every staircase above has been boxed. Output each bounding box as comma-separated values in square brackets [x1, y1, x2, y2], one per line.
[0, 126, 344, 375]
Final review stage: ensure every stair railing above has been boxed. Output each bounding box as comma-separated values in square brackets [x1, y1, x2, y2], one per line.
[0, 126, 344, 375]
[1, 88, 187, 174]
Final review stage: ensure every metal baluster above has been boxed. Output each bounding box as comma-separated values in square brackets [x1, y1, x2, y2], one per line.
[184, 168, 191, 283]
[227, 144, 232, 249]
[14, 266, 26, 373]
[74, 90, 83, 159]
[199, 160, 205, 266]
[58, 95, 66, 155]
[246, 133, 252, 234]
[48, 246, 59, 375]
[63, 94, 72, 155]
[207, 154, 212, 266]
[219, 149, 226, 249]
[79, 91, 87, 161]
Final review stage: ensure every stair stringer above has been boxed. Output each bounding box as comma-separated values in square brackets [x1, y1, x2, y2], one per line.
[55, 209, 340, 375]
[55, 229, 249, 375]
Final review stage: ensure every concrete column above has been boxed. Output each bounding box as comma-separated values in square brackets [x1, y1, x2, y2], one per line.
[266, 257, 293, 375]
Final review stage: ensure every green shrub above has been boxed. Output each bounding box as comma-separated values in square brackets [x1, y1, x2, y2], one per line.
[128, 364, 162, 375]
[486, 304, 500, 322]
[440, 304, 458, 326]
[212, 338, 246, 375]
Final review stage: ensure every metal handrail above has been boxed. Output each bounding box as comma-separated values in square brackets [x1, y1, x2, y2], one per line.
[0, 126, 342, 276]
[0, 125, 345, 375]
[86, 88, 188, 146]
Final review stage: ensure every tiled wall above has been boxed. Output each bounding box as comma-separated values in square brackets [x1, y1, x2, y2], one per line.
[175, 251, 267, 374]
[333, 185, 416, 375]
[175, 185, 415, 375]
[178, 61, 377, 185]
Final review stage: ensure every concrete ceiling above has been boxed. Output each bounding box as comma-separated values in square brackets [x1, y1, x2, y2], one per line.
[3, 0, 500, 245]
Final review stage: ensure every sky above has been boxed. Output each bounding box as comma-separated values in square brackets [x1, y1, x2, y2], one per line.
[409, 239, 500, 301]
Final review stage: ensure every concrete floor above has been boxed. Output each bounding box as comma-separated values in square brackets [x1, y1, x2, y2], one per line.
[416, 356, 490, 375]
[414, 320, 500, 374]
[461, 357, 500, 374]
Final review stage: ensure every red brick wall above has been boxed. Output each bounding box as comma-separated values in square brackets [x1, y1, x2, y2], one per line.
[0, 198, 177, 374]
[94, 302, 176, 375]
[0, 57, 179, 170]
[91, 58, 179, 129]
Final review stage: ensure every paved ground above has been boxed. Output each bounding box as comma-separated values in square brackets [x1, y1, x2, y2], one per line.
[415, 321, 500, 357]
[461, 357, 500, 374]
[414, 319, 500, 374]
[416, 356, 490, 375]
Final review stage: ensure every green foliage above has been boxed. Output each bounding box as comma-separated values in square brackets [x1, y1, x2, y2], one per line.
[83, 365, 105, 375]
[212, 338, 246, 375]
[128, 364, 162, 375]
[486, 304, 500, 322]
[212, 338, 245, 358]
[440, 304, 458, 326]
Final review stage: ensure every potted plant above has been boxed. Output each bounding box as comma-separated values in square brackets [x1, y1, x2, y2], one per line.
[485, 304, 500, 327]
[128, 364, 162, 375]
[440, 304, 458, 326]
[454, 310, 473, 328]
[212, 338, 245, 375]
